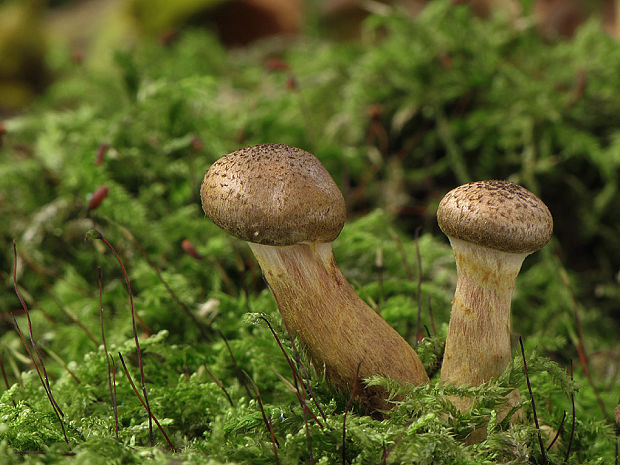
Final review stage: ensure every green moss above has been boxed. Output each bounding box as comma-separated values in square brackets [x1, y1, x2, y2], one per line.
[0, 1, 618, 463]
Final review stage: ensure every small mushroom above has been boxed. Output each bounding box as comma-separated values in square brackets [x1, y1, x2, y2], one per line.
[201, 144, 428, 408]
[436, 180, 553, 413]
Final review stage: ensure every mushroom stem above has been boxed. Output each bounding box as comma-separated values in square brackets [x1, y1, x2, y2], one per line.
[436, 180, 552, 442]
[440, 237, 526, 399]
[249, 241, 429, 408]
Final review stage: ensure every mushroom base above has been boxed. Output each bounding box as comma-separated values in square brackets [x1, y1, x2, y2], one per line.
[249, 241, 429, 410]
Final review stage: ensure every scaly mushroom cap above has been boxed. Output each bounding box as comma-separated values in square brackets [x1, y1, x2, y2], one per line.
[437, 180, 553, 254]
[201, 144, 347, 246]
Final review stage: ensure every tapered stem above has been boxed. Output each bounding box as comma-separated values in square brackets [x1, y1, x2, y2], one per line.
[440, 238, 526, 410]
[249, 242, 428, 408]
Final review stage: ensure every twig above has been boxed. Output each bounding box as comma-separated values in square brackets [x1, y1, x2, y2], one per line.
[218, 329, 253, 399]
[342, 361, 362, 465]
[259, 315, 324, 427]
[118, 353, 175, 451]
[565, 361, 575, 464]
[302, 385, 315, 465]
[519, 337, 547, 464]
[278, 308, 327, 422]
[287, 336, 327, 423]
[111, 356, 120, 440]
[11, 315, 68, 443]
[1, 355, 12, 392]
[244, 371, 280, 464]
[260, 316, 325, 422]
[87, 230, 153, 445]
[98, 267, 119, 440]
[427, 296, 437, 337]
[12, 241, 68, 442]
[390, 228, 429, 341]
[272, 369, 317, 464]
[546, 410, 566, 451]
[263, 278, 326, 420]
[0, 354, 15, 407]
[37, 346, 81, 385]
[380, 441, 387, 465]
[13, 243, 64, 414]
[414, 227, 423, 345]
[204, 364, 234, 407]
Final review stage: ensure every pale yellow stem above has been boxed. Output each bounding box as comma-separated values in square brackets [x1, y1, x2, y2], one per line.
[440, 238, 526, 413]
[249, 242, 429, 408]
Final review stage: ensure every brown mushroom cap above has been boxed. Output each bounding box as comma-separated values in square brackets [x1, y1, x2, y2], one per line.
[201, 144, 347, 246]
[437, 180, 553, 254]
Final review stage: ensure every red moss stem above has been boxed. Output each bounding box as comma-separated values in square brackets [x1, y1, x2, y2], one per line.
[118, 353, 175, 451]
[88, 230, 153, 445]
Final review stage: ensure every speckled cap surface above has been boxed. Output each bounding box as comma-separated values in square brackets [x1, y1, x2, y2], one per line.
[201, 144, 347, 246]
[437, 180, 553, 254]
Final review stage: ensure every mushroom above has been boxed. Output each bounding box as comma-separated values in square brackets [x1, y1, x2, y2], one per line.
[436, 180, 553, 413]
[201, 144, 428, 408]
